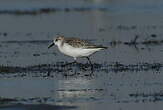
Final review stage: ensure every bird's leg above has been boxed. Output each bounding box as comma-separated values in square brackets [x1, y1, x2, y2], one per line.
[86, 57, 93, 72]
[86, 57, 92, 66]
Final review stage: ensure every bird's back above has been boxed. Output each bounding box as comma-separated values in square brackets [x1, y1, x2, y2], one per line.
[64, 37, 107, 49]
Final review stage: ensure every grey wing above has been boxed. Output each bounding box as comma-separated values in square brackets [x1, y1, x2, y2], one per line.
[65, 37, 107, 49]
[65, 38, 93, 48]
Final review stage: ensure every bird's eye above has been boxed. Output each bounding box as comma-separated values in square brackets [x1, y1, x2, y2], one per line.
[55, 39, 58, 42]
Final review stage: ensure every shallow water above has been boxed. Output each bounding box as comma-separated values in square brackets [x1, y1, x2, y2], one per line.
[0, 0, 163, 110]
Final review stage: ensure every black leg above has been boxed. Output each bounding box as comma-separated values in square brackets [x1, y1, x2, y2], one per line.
[86, 57, 92, 65]
[86, 57, 93, 72]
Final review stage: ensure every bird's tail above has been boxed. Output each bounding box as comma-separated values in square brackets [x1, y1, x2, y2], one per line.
[96, 46, 108, 49]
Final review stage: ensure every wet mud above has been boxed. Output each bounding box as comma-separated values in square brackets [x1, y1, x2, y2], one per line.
[0, 0, 163, 110]
[0, 7, 108, 15]
[0, 62, 162, 76]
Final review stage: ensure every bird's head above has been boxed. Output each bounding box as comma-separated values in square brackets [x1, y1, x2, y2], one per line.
[48, 35, 64, 49]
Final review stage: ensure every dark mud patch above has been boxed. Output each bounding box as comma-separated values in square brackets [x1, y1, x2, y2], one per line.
[101, 25, 163, 31]
[0, 65, 26, 74]
[110, 62, 162, 72]
[1, 33, 163, 48]
[129, 92, 163, 102]
[0, 103, 77, 110]
[0, 32, 8, 37]
[1, 40, 51, 45]
[0, 6, 108, 15]
[0, 62, 162, 78]
[0, 97, 17, 105]
[0, 95, 100, 106]
[0, 97, 54, 105]
[116, 25, 163, 30]
[110, 35, 163, 46]
[56, 88, 104, 92]
[2, 37, 163, 46]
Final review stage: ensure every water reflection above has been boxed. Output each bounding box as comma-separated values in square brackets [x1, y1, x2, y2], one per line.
[53, 76, 106, 105]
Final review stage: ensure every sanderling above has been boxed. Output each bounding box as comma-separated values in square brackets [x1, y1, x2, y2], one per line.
[48, 35, 107, 70]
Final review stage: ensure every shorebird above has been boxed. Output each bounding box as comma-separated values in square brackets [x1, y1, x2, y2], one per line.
[48, 35, 107, 70]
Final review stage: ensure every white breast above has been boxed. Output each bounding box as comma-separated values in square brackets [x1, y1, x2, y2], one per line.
[58, 43, 101, 58]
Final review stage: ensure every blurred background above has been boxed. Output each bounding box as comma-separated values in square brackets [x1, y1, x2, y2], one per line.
[0, 0, 163, 110]
[0, 0, 163, 65]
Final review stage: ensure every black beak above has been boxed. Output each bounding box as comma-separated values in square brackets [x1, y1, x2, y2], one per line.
[48, 42, 54, 49]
